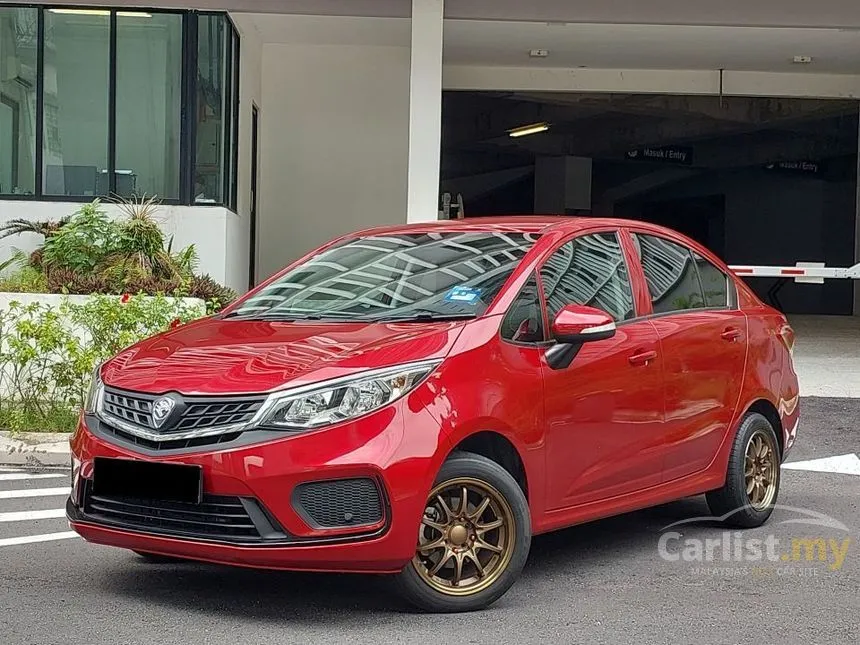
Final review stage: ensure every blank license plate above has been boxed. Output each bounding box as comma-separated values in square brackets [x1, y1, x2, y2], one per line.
[93, 457, 202, 504]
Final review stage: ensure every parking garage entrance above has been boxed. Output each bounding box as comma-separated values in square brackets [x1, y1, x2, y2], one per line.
[441, 93, 859, 315]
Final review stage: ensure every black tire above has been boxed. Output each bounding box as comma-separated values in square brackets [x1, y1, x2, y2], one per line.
[132, 550, 186, 564]
[706, 412, 781, 528]
[394, 451, 531, 613]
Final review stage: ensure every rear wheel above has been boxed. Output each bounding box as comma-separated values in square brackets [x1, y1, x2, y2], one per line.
[395, 451, 531, 613]
[706, 412, 781, 527]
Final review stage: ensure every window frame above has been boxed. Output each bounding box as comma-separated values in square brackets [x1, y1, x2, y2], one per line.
[498, 270, 551, 347]
[628, 230, 738, 319]
[536, 228, 640, 327]
[0, 4, 239, 209]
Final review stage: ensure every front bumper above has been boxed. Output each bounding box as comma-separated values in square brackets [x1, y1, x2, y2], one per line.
[67, 400, 446, 573]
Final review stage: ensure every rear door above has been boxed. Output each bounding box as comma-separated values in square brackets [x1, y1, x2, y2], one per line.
[631, 232, 748, 481]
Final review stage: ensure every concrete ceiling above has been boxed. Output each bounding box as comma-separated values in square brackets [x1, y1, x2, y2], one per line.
[443, 22, 860, 74]
[51, 0, 860, 28]
[249, 14, 860, 75]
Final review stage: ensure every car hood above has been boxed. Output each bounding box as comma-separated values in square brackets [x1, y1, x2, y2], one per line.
[102, 317, 468, 395]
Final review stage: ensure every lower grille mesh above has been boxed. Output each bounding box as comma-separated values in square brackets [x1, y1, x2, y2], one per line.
[293, 478, 384, 528]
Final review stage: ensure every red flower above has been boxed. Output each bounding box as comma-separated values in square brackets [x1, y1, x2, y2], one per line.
[169, 318, 182, 329]
[119, 293, 131, 304]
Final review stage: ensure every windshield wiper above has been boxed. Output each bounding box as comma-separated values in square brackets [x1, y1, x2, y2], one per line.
[222, 311, 355, 322]
[372, 312, 477, 323]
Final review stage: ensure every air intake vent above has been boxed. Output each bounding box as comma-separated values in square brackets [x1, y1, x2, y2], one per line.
[293, 478, 384, 529]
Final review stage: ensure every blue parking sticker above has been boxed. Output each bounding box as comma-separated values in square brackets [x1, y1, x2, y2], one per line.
[445, 286, 482, 305]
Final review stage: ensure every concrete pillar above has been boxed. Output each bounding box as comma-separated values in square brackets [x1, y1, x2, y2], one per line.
[406, 0, 444, 223]
[534, 156, 593, 215]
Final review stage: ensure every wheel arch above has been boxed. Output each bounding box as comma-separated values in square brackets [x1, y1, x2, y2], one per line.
[743, 398, 784, 457]
[447, 430, 530, 501]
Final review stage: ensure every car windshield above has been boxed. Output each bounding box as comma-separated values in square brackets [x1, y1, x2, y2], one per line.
[227, 230, 540, 322]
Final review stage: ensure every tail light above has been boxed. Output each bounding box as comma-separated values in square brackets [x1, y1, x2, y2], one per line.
[778, 322, 796, 358]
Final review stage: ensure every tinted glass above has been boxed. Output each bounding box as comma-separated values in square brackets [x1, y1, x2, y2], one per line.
[229, 231, 540, 321]
[693, 252, 729, 307]
[43, 11, 110, 196]
[0, 7, 37, 196]
[195, 14, 227, 204]
[634, 234, 705, 313]
[500, 274, 545, 343]
[116, 12, 182, 198]
[540, 232, 634, 322]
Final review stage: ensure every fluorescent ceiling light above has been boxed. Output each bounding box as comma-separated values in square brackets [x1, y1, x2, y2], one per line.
[508, 123, 550, 138]
[49, 9, 151, 17]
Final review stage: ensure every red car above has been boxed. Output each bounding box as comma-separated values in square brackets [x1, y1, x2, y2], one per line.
[68, 217, 799, 612]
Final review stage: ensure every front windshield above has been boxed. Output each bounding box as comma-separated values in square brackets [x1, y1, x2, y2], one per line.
[228, 230, 540, 322]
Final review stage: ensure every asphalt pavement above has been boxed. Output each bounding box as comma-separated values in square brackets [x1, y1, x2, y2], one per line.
[1, 397, 858, 645]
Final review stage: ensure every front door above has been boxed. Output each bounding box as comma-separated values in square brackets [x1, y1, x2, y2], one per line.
[540, 231, 666, 511]
[632, 233, 747, 481]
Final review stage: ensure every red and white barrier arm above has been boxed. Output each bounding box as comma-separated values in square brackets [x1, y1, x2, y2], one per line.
[728, 261, 860, 283]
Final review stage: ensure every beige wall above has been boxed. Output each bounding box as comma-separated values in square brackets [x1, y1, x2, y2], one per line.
[256, 42, 410, 281]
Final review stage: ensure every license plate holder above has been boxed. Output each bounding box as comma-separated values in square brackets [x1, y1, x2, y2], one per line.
[92, 457, 202, 504]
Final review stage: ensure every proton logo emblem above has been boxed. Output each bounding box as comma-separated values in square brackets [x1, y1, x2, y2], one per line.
[151, 397, 176, 428]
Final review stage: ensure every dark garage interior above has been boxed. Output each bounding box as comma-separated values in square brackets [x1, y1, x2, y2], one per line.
[441, 92, 859, 315]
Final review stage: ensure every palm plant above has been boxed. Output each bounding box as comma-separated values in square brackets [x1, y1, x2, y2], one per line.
[0, 217, 69, 242]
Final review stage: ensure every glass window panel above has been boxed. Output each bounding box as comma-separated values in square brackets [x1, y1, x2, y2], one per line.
[115, 12, 182, 199]
[0, 7, 38, 195]
[500, 274, 545, 343]
[634, 234, 706, 313]
[693, 252, 729, 307]
[194, 14, 226, 204]
[540, 233, 635, 322]
[42, 9, 109, 197]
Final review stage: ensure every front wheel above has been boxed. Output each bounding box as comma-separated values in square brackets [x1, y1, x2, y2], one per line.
[395, 451, 531, 613]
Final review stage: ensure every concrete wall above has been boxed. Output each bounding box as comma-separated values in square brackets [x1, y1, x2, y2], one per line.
[256, 41, 410, 280]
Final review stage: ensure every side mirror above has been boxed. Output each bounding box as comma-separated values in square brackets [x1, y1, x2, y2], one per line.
[551, 304, 616, 344]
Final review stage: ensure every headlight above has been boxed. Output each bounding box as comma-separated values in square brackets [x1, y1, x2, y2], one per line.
[84, 362, 104, 414]
[259, 361, 439, 431]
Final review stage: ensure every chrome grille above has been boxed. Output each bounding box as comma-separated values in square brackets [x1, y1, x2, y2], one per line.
[103, 390, 155, 428]
[100, 387, 267, 438]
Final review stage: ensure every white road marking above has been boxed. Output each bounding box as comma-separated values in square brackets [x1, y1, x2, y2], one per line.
[0, 487, 70, 500]
[0, 508, 67, 523]
[0, 473, 67, 482]
[782, 453, 860, 476]
[0, 531, 79, 547]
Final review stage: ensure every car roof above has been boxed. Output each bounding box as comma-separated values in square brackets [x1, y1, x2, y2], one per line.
[353, 216, 636, 237]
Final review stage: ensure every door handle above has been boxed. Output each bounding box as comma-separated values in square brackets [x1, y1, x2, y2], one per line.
[721, 327, 742, 342]
[628, 350, 657, 366]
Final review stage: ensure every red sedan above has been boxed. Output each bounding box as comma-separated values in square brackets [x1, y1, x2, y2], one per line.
[67, 217, 799, 612]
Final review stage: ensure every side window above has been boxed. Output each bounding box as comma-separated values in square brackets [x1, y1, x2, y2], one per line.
[500, 274, 545, 343]
[692, 252, 729, 308]
[633, 234, 705, 313]
[539, 232, 635, 322]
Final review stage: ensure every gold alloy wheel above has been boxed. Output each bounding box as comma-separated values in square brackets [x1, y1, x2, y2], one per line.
[411, 477, 516, 596]
[744, 430, 778, 510]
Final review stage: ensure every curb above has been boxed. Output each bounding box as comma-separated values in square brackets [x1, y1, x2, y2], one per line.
[0, 431, 71, 467]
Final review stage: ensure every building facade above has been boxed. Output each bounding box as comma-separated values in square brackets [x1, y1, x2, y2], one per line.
[2, 0, 860, 313]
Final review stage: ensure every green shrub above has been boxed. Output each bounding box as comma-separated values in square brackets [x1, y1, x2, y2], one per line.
[0, 294, 206, 433]
[0, 198, 234, 314]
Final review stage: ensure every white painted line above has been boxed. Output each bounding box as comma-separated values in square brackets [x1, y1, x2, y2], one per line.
[0, 473, 67, 482]
[0, 508, 67, 523]
[0, 487, 70, 500]
[0, 531, 79, 547]
[782, 453, 860, 476]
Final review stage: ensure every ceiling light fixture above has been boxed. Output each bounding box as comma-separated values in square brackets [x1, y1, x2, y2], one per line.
[49, 9, 152, 17]
[508, 122, 550, 138]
